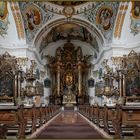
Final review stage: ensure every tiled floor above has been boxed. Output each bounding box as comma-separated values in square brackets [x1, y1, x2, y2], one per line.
[36, 110, 105, 139]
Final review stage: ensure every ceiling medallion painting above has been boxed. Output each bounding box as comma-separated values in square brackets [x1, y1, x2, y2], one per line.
[0, 1, 9, 37]
[63, 6, 75, 18]
[19, 2, 55, 43]
[39, 23, 99, 54]
[96, 7, 113, 30]
[130, 1, 140, 35]
[82, 2, 119, 42]
[23, 5, 41, 31]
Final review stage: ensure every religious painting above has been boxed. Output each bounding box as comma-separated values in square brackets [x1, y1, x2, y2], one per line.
[35, 81, 44, 96]
[0, 1, 8, 20]
[44, 78, 51, 88]
[88, 78, 94, 88]
[125, 76, 140, 96]
[65, 71, 73, 86]
[0, 1, 9, 37]
[96, 7, 113, 30]
[131, 2, 140, 19]
[24, 5, 41, 30]
[130, 2, 140, 35]
[0, 73, 14, 102]
[95, 81, 104, 96]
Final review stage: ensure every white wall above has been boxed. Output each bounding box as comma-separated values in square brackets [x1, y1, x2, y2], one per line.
[0, 2, 26, 48]
[113, 2, 140, 48]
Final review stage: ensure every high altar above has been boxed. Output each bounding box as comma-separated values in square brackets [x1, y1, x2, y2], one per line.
[47, 42, 91, 106]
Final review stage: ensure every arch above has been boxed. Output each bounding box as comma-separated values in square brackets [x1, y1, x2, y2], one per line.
[33, 17, 105, 48]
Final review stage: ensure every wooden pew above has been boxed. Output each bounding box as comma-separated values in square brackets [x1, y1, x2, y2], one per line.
[92, 105, 99, 125]
[103, 105, 117, 134]
[112, 105, 140, 139]
[0, 104, 61, 139]
[98, 106, 104, 128]
[24, 105, 37, 134]
[89, 105, 94, 121]
[0, 124, 7, 138]
[41, 104, 47, 123]
[0, 105, 26, 139]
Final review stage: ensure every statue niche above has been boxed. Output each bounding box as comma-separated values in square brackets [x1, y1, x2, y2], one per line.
[47, 42, 91, 105]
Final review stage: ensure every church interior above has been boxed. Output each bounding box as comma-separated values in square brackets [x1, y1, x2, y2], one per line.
[0, 1, 140, 139]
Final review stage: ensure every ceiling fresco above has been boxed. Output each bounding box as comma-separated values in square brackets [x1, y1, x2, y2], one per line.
[0, 1, 9, 37]
[39, 23, 99, 54]
[81, 2, 119, 42]
[130, 1, 140, 35]
[19, 2, 119, 45]
[19, 2, 56, 43]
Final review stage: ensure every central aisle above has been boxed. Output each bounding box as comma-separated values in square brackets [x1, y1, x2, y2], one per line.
[36, 110, 105, 139]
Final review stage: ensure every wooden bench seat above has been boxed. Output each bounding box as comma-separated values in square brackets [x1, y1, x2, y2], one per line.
[0, 105, 26, 139]
[112, 105, 140, 138]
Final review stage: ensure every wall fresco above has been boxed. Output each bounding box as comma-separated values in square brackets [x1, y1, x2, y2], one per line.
[130, 2, 140, 35]
[0, 1, 9, 37]
[82, 2, 119, 42]
[19, 2, 55, 43]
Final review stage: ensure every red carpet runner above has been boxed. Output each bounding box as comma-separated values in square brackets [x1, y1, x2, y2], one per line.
[36, 111, 104, 139]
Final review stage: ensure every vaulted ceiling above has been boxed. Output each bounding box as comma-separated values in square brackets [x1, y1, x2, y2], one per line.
[3, 1, 139, 62]
[17, 1, 121, 60]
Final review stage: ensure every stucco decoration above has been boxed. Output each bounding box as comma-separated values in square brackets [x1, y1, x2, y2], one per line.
[81, 2, 119, 42]
[0, 1, 9, 37]
[37, 2, 94, 15]
[10, 2, 25, 39]
[50, 2, 86, 6]
[130, 2, 140, 35]
[19, 2, 55, 43]
[63, 6, 75, 18]
[114, 3, 128, 39]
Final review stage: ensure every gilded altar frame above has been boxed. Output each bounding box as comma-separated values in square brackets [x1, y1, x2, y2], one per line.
[47, 42, 91, 105]
[131, 1, 140, 19]
[122, 51, 140, 103]
[111, 50, 140, 103]
[0, 52, 22, 105]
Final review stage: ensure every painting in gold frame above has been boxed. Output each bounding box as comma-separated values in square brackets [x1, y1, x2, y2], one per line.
[131, 1, 140, 19]
[0, 1, 8, 20]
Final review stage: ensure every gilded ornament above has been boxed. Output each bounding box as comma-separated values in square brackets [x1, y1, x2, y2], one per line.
[63, 6, 75, 18]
